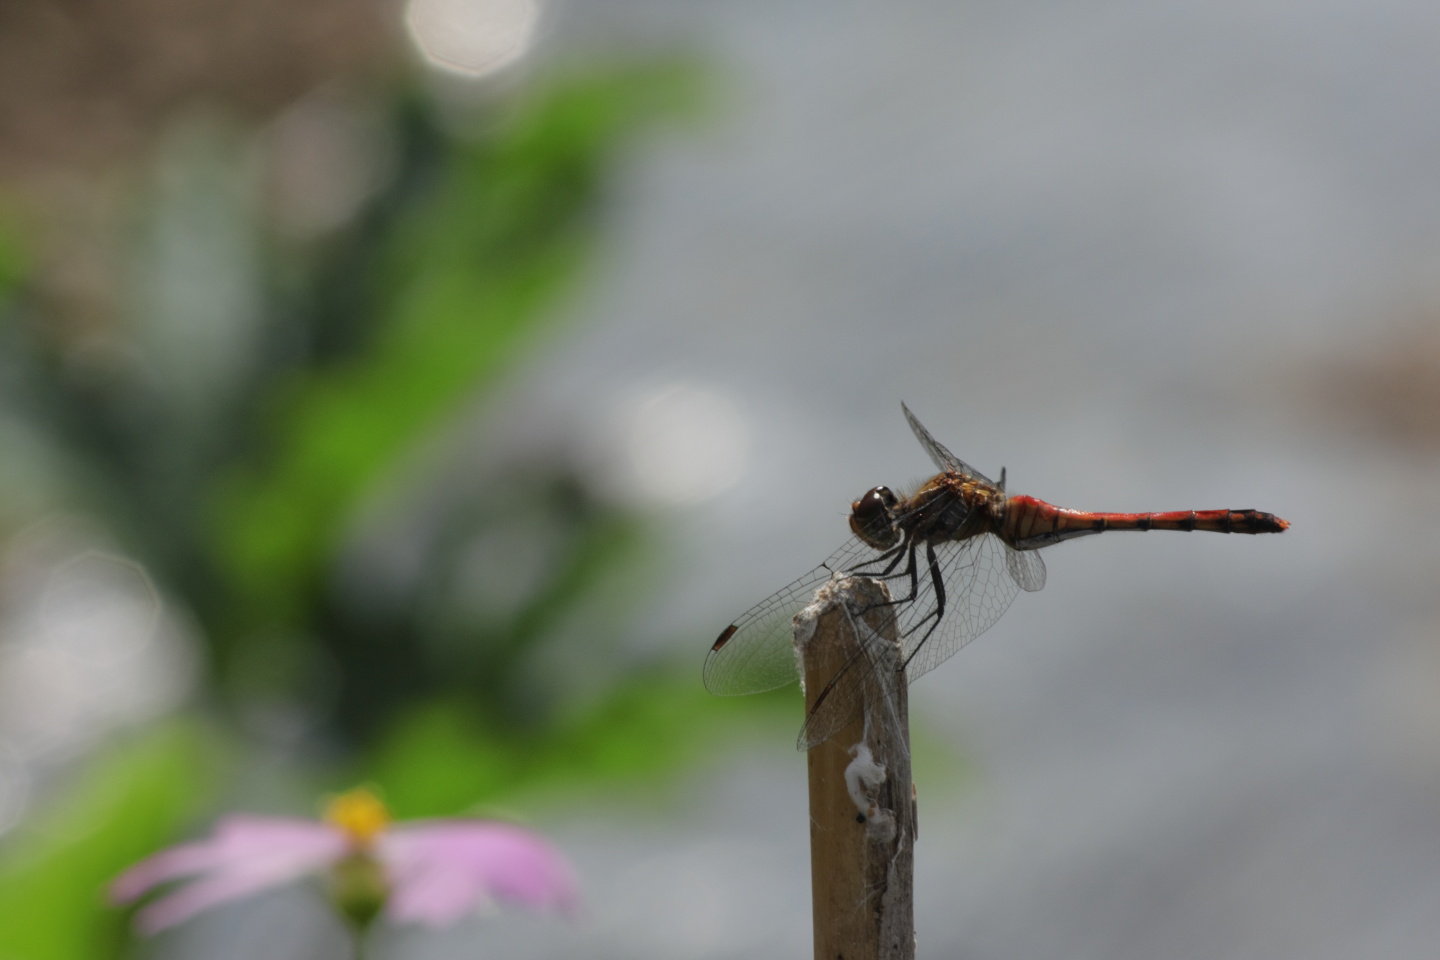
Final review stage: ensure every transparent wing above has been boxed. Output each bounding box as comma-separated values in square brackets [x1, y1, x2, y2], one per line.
[892, 533, 1021, 680]
[704, 538, 889, 696]
[797, 532, 1026, 749]
[901, 403, 996, 484]
[1005, 544, 1047, 592]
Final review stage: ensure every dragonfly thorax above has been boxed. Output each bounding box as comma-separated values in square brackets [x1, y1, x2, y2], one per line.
[849, 486, 902, 550]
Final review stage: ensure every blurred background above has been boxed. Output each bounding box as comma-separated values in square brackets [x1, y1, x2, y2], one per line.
[1, 0, 1439, 957]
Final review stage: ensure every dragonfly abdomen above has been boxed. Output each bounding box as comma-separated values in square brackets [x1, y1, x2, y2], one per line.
[1002, 496, 1289, 547]
[1101, 507, 1289, 535]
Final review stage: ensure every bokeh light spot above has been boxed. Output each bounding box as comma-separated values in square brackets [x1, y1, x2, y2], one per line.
[404, 0, 540, 78]
[0, 529, 195, 764]
[264, 90, 396, 239]
[41, 551, 160, 665]
[623, 384, 749, 506]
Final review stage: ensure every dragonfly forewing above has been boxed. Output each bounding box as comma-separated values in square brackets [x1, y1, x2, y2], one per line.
[709, 529, 1046, 743]
[795, 533, 1038, 748]
[703, 538, 888, 696]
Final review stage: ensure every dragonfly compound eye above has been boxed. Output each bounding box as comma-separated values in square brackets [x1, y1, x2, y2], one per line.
[850, 486, 901, 550]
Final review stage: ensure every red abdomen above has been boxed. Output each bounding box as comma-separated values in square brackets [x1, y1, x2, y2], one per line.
[1001, 495, 1289, 548]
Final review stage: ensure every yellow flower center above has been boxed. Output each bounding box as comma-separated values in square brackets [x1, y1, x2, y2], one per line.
[323, 787, 391, 847]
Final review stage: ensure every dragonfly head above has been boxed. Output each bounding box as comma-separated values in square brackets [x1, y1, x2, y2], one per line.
[849, 486, 901, 550]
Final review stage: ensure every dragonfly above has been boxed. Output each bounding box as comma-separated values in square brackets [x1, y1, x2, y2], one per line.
[705, 403, 1289, 750]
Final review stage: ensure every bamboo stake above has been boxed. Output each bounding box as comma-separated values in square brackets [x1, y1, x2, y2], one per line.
[798, 576, 916, 960]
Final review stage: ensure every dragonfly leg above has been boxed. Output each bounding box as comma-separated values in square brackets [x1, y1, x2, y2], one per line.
[928, 539, 946, 611]
[843, 542, 908, 579]
[848, 539, 923, 627]
[900, 541, 947, 672]
[879, 545, 908, 577]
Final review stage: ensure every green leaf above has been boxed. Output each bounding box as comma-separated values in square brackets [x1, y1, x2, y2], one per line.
[0, 722, 222, 960]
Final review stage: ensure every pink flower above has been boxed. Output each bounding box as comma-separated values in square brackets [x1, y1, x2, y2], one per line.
[110, 788, 578, 935]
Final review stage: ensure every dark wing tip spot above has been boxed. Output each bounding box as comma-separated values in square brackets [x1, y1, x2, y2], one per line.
[711, 624, 739, 651]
